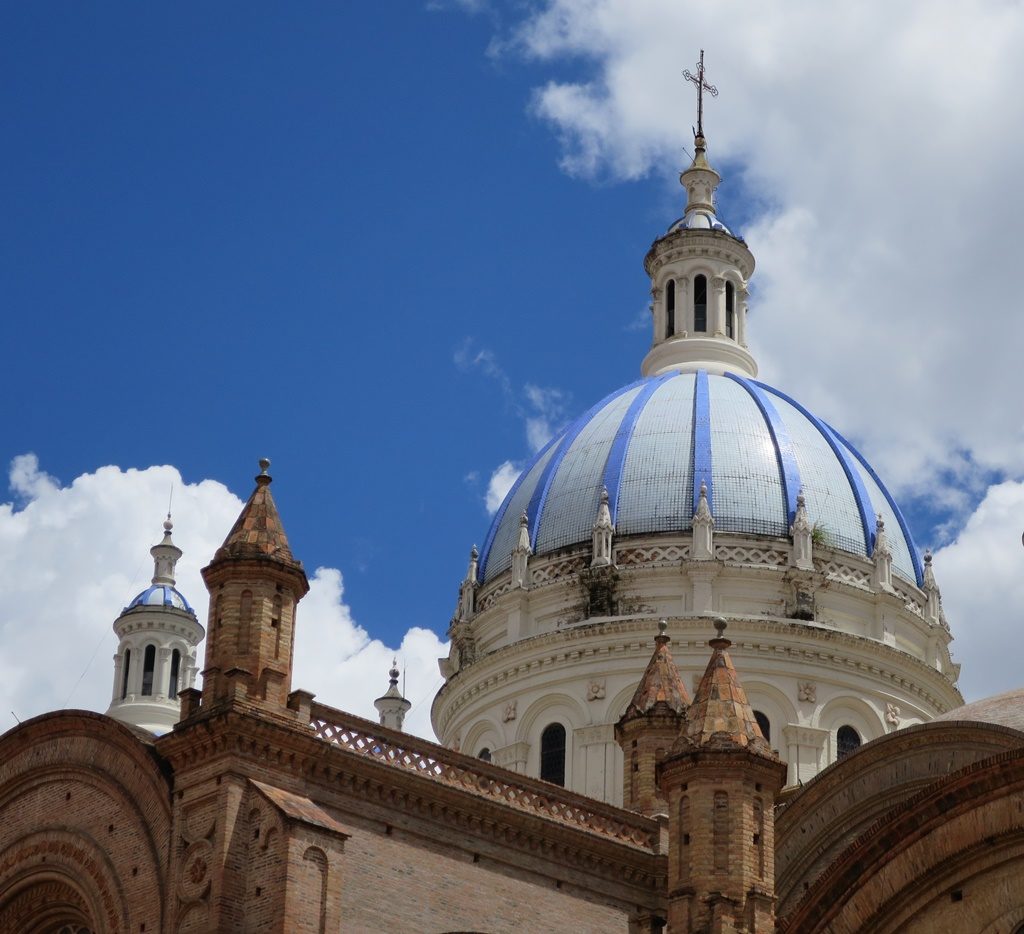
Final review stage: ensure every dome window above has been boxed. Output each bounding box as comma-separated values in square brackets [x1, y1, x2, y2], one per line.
[836, 725, 861, 760]
[168, 649, 181, 698]
[666, 279, 676, 338]
[753, 710, 770, 744]
[540, 723, 566, 786]
[725, 281, 735, 339]
[694, 275, 708, 332]
[141, 644, 156, 697]
[121, 649, 131, 700]
[477, 747, 492, 762]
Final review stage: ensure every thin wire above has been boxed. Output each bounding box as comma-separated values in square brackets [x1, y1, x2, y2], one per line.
[61, 548, 150, 709]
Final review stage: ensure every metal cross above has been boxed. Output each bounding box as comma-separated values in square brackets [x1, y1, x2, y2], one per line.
[683, 49, 718, 139]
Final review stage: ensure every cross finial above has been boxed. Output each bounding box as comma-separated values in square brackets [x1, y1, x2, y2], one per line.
[683, 49, 718, 140]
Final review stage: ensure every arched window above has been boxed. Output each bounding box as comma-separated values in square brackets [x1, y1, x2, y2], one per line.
[121, 649, 131, 700]
[693, 274, 707, 332]
[540, 723, 566, 786]
[141, 644, 156, 696]
[477, 747, 492, 762]
[725, 281, 735, 338]
[753, 710, 771, 744]
[168, 649, 181, 698]
[837, 725, 861, 760]
[665, 279, 676, 338]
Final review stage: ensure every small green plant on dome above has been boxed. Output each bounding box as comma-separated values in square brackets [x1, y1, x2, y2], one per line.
[810, 522, 831, 550]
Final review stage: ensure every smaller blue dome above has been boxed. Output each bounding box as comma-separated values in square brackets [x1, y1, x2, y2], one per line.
[669, 208, 735, 236]
[126, 584, 194, 614]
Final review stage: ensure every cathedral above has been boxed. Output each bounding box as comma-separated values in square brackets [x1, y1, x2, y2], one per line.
[1, 75, 1023, 934]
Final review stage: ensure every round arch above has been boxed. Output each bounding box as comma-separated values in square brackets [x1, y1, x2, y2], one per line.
[462, 717, 503, 761]
[742, 680, 799, 750]
[815, 695, 885, 763]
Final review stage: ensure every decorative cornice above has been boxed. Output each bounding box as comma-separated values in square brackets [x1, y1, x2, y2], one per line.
[157, 703, 666, 907]
[434, 614, 962, 735]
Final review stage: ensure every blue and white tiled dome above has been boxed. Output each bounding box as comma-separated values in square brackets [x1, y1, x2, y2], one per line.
[478, 370, 922, 587]
[126, 584, 194, 614]
[669, 206, 735, 236]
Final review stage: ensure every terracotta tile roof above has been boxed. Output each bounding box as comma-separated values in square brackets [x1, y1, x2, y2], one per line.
[250, 780, 351, 838]
[681, 622, 775, 755]
[214, 463, 299, 567]
[933, 688, 1024, 733]
[622, 623, 690, 721]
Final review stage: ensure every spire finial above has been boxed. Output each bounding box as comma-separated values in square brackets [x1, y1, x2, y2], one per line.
[683, 49, 718, 143]
[256, 457, 272, 486]
[388, 657, 400, 686]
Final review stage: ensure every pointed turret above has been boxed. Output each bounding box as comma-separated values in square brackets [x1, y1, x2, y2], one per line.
[659, 619, 787, 934]
[615, 620, 690, 817]
[680, 619, 771, 753]
[922, 549, 942, 623]
[198, 459, 310, 718]
[872, 516, 894, 592]
[374, 659, 412, 731]
[214, 458, 299, 566]
[457, 545, 479, 620]
[692, 481, 715, 560]
[591, 488, 614, 567]
[510, 512, 532, 589]
[106, 515, 204, 734]
[790, 491, 814, 571]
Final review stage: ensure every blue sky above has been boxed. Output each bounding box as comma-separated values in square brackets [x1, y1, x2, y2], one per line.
[1, 4, 666, 639]
[3, 2, 1023, 732]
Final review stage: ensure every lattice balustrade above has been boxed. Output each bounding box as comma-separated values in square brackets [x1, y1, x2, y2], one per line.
[714, 545, 787, 566]
[477, 581, 511, 612]
[309, 705, 657, 850]
[819, 561, 872, 589]
[616, 544, 691, 566]
[531, 555, 586, 586]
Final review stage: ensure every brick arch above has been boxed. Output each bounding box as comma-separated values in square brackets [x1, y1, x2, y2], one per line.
[776, 721, 1024, 920]
[0, 711, 173, 934]
[779, 746, 1024, 933]
[0, 831, 126, 934]
[0, 877, 93, 933]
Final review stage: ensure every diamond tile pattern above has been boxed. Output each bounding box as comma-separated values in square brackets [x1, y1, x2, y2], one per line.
[622, 633, 691, 720]
[216, 476, 298, 566]
[683, 636, 768, 750]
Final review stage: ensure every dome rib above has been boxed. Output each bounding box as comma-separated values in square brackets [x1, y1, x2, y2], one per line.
[828, 424, 925, 586]
[476, 434, 560, 582]
[756, 381, 876, 556]
[726, 373, 801, 528]
[525, 378, 646, 554]
[603, 372, 678, 524]
[693, 369, 713, 516]
[476, 372, 923, 587]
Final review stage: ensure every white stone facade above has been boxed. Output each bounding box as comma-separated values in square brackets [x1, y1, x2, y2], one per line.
[432, 533, 960, 801]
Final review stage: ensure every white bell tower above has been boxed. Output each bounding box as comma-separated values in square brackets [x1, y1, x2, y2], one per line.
[640, 52, 757, 379]
[105, 516, 204, 734]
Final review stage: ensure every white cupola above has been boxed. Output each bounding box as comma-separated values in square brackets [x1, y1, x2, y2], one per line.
[374, 659, 412, 731]
[105, 516, 204, 734]
[640, 130, 758, 379]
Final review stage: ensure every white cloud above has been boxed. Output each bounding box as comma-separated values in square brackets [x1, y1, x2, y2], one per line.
[934, 480, 1024, 703]
[485, 460, 521, 514]
[485, 0, 1024, 513]
[456, 340, 569, 511]
[0, 456, 446, 741]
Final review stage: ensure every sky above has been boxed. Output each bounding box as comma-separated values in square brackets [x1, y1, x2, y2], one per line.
[2, 2, 1023, 740]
